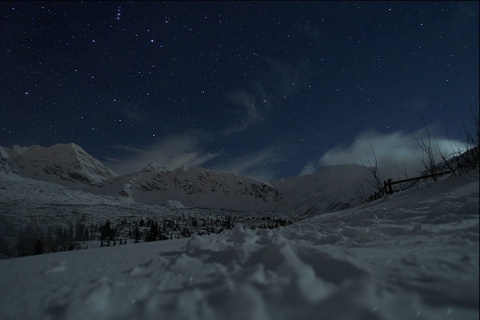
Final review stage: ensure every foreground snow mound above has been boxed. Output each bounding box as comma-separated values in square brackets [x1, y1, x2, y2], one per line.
[0, 173, 478, 320]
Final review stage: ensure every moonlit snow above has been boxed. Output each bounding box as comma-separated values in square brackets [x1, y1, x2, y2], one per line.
[0, 171, 478, 320]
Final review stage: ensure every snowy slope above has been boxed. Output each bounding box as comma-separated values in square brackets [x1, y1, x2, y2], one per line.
[0, 169, 131, 206]
[84, 164, 381, 214]
[0, 171, 477, 320]
[2, 143, 117, 185]
[84, 165, 284, 212]
[272, 164, 381, 214]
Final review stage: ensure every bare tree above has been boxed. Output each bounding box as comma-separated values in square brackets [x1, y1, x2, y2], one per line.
[359, 145, 387, 202]
[442, 104, 480, 173]
[411, 119, 441, 182]
[354, 178, 369, 205]
[463, 103, 480, 171]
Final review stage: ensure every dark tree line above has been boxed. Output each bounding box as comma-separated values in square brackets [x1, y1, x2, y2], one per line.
[14, 214, 94, 257]
[4, 213, 296, 258]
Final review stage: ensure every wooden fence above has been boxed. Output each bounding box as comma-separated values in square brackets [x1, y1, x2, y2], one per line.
[367, 171, 451, 202]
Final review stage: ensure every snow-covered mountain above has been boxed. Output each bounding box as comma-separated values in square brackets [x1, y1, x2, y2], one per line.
[1, 143, 377, 213]
[1, 143, 117, 185]
[86, 164, 284, 212]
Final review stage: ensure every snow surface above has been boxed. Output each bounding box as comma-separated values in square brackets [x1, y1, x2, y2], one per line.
[0, 172, 478, 320]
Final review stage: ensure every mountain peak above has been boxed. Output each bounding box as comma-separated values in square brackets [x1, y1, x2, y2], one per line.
[2, 143, 117, 185]
[141, 162, 169, 173]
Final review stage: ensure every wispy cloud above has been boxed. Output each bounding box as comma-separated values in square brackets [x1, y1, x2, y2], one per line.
[222, 90, 264, 135]
[222, 58, 310, 135]
[402, 95, 429, 111]
[121, 105, 148, 124]
[214, 149, 279, 182]
[104, 101, 149, 124]
[300, 129, 467, 177]
[105, 134, 220, 175]
[264, 57, 307, 98]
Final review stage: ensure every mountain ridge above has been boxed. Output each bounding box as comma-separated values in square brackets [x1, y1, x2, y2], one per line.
[0, 143, 376, 213]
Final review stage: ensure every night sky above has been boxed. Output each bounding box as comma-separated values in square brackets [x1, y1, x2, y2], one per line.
[1, 2, 478, 181]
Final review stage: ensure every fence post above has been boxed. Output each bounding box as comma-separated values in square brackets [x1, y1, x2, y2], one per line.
[384, 179, 393, 195]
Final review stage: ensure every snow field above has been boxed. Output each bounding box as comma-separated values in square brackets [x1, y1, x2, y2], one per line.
[0, 172, 478, 320]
